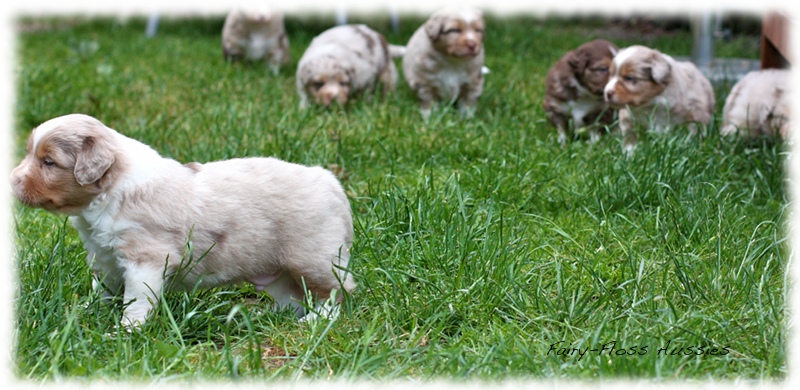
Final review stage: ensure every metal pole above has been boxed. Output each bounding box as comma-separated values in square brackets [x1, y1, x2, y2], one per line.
[692, 12, 714, 69]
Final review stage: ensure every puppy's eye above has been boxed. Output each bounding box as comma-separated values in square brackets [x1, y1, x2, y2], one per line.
[42, 159, 55, 167]
[339, 80, 350, 87]
[623, 76, 637, 83]
[444, 28, 462, 34]
[593, 67, 609, 73]
[312, 81, 325, 90]
[474, 28, 484, 34]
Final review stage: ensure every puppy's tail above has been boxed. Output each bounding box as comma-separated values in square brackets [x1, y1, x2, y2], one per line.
[388, 44, 406, 58]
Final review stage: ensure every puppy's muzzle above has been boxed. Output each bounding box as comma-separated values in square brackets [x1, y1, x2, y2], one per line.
[318, 86, 347, 106]
[604, 89, 615, 102]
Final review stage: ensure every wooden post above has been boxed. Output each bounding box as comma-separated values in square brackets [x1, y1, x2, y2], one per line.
[761, 12, 790, 69]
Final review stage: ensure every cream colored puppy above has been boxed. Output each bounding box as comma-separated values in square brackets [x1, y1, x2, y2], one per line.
[721, 69, 791, 140]
[402, 7, 485, 119]
[222, 7, 290, 74]
[604, 45, 715, 152]
[10, 114, 355, 328]
[296, 24, 401, 108]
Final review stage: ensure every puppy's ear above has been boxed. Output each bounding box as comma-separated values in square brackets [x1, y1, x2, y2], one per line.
[647, 53, 672, 85]
[424, 15, 444, 41]
[567, 49, 586, 75]
[74, 136, 115, 186]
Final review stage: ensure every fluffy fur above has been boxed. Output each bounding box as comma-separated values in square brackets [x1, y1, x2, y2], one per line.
[296, 24, 401, 108]
[721, 69, 792, 140]
[221, 7, 290, 74]
[402, 7, 485, 119]
[604, 45, 715, 151]
[10, 114, 355, 328]
[543, 39, 619, 145]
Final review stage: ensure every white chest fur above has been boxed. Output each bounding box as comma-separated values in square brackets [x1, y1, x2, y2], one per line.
[70, 199, 130, 295]
[432, 66, 471, 101]
[567, 80, 604, 128]
[246, 31, 272, 60]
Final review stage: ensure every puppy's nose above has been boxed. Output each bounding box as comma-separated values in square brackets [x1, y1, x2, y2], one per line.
[465, 41, 477, 50]
[10, 166, 24, 186]
[321, 90, 345, 107]
[604, 89, 615, 102]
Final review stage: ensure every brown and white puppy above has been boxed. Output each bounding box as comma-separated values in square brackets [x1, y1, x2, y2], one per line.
[10, 114, 355, 328]
[604, 45, 715, 152]
[402, 7, 485, 119]
[543, 39, 619, 145]
[222, 7, 290, 74]
[721, 69, 792, 140]
[296, 24, 401, 108]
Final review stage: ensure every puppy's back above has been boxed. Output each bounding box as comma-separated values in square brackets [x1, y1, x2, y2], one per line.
[198, 157, 350, 222]
[722, 69, 791, 139]
[673, 60, 716, 124]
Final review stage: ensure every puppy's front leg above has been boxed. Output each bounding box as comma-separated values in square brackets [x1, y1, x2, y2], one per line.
[297, 78, 311, 109]
[548, 112, 570, 146]
[409, 81, 435, 120]
[268, 61, 281, 76]
[618, 109, 637, 155]
[120, 262, 166, 329]
[457, 77, 484, 118]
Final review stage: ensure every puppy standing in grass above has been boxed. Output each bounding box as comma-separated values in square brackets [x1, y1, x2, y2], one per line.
[10, 114, 355, 328]
[543, 39, 619, 145]
[721, 69, 792, 140]
[296, 24, 403, 108]
[402, 7, 486, 120]
[222, 7, 290, 74]
[603, 45, 714, 152]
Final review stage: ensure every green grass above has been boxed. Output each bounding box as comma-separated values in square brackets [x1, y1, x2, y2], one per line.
[11, 13, 786, 382]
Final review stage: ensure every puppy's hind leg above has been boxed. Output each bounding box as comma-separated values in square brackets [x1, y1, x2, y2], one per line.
[379, 63, 399, 95]
[255, 272, 307, 317]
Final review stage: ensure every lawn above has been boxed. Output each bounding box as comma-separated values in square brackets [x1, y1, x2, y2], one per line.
[10, 11, 787, 383]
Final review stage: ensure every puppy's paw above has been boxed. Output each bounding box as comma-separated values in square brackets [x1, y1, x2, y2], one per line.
[299, 302, 340, 323]
[268, 62, 281, 76]
[623, 143, 637, 157]
[419, 108, 432, 122]
[557, 131, 568, 147]
[104, 324, 134, 337]
[299, 290, 341, 323]
[588, 130, 602, 144]
[120, 316, 145, 330]
[459, 105, 476, 119]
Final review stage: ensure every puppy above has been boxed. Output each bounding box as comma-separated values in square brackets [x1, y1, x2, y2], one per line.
[543, 39, 619, 145]
[10, 114, 355, 328]
[604, 45, 715, 152]
[402, 7, 485, 119]
[721, 69, 791, 140]
[222, 7, 290, 74]
[296, 24, 401, 108]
